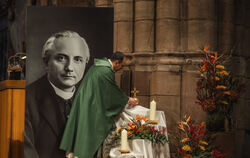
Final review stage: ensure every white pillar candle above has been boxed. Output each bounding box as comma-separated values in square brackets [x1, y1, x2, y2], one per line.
[120, 129, 129, 151]
[150, 100, 156, 120]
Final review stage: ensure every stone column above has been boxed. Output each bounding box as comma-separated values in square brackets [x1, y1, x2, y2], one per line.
[156, 0, 180, 52]
[235, 1, 250, 158]
[132, 0, 155, 109]
[113, 0, 133, 53]
[134, 0, 154, 53]
[152, 0, 181, 137]
[218, 0, 234, 53]
[187, 0, 217, 51]
[234, 0, 245, 57]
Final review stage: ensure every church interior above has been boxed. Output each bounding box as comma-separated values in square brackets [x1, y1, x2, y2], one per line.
[0, 0, 250, 158]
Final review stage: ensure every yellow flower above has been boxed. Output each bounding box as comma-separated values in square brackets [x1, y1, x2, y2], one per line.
[219, 71, 229, 76]
[216, 85, 227, 90]
[223, 91, 231, 95]
[199, 145, 205, 151]
[216, 65, 225, 69]
[182, 145, 191, 151]
[220, 101, 229, 105]
[199, 140, 208, 145]
[215, 76, 220, 81]
[181, 138, 190, 143]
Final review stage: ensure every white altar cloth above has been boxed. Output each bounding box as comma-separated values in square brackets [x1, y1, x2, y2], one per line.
[110, 105, 170, 158]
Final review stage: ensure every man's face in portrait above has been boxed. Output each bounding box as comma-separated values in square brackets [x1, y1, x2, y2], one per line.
[45, 37, 88, 91]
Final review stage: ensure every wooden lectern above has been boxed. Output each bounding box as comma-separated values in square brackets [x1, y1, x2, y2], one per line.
[0, 80, 25, 158]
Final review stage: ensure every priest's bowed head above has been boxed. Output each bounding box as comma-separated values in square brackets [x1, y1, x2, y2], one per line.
[60, 52, 138, 158]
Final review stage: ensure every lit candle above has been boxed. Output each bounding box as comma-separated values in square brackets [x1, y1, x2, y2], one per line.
[121, 129, 129, 151]
[150, 100, 156, 120]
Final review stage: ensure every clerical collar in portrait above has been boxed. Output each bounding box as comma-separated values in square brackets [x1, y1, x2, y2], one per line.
[48, 80, 75, 100]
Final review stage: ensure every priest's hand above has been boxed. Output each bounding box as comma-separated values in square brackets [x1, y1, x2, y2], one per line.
[128, 97, 138, 106]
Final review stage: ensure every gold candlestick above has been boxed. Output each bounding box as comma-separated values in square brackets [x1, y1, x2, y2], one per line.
[131, 87, 139, 104]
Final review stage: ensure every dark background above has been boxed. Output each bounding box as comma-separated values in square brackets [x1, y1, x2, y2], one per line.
[26, 6, 113, 85]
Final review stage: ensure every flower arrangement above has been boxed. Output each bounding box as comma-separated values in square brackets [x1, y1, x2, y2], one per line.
[196, 46, 243, 131]
[115, 115, 168, 145]
[173, 116, 227, 158]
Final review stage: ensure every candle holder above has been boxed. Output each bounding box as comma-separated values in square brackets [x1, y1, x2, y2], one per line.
[119, 149, 130, 153]
[131, 87, 139, 104]
[148, 120, 158, 124]
[8, 53, 26, 80]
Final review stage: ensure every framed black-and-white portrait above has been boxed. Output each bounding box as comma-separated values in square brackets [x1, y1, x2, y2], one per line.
[26, 6, 113, 85]
[25, 7, 113, 158]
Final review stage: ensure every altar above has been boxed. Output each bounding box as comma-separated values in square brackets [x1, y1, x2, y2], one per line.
[110, 105, 170, 158]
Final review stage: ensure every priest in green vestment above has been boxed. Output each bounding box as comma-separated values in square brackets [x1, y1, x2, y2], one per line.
[60, 52, 138, 158]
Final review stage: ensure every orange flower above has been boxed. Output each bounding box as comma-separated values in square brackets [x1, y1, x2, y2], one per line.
[135, 114, 147, 121]
[215, 51, 218, 59]
[129, 121, 133, 127]
[219, 71, 229, 76]
[181, 138, 190, 143]
[201, 64, 207, 72]
[127, 131, 133, 136]
[142, 116, 147, 121]
[212, 52, 218, 64]
[128, 123, 136, 130]
[182, 145, 191, 151]
[178, 123, 185, 131]
[208, 53, 215, 59]
[216, 85, 227, 90]
[203, 45, 210, 51]
[199, 145, 206, 151]
[215, 76, 220, 81]
[117, 127, 123, 134]
[223, 91, 231, 95]
[136, 115, 140, 120]
[200, 122, 205, 128]
[199, 140, 208, 145]
[186, 116, 191, 123]
[220, 101, 228, 105]
[216, 65, 225, 69]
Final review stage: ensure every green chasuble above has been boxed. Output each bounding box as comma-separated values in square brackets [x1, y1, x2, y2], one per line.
[60, 58, 129, 158]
